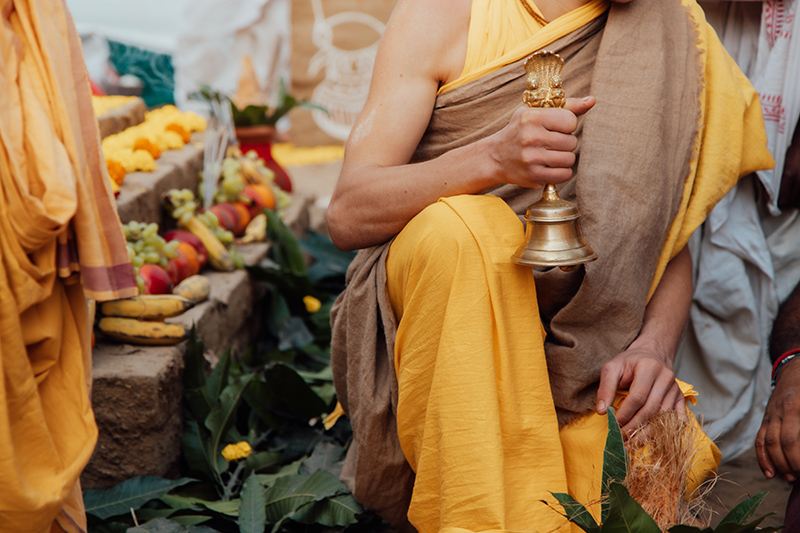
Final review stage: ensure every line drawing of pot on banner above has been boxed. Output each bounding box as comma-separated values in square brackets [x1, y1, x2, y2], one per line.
[307, 0, 385, 141]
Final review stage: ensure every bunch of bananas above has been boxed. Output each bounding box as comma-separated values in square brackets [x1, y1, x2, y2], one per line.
[96, 294, 194, 346]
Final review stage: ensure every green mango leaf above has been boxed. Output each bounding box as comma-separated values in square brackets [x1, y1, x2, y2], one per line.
[278, 316, 314, 351]
[160, 495, 240, 517]
[204, 374, 255, 477]
[264, 364, 327, 420]
[264, 209, 308, 279]
[291, 492, 363, 527]
[181, 419, 215, 481]
[239, 472, 267, 533]
[667, 525, 709, 532]
[311, 382, 337, 406]
[549, 492, 600, 532]
[300, 441, 346, 477]
[183, 328, 206, 390]
[263, 470, 344, 525]
[84, 477, 196, 520]
[601, 482, 661, 533]
[166, 516, 213, 527]
[242, 380, 285, 430]
[299, 232, 356, 282]
[255, 459, 303, 488]
[203, 351, 232, 412]
[718, 492, 768, 526]
[713, 513, 782, 533]
[246, 451, 283, 473]
[602, 407, 628, 523]
[126, 517, 217, 532]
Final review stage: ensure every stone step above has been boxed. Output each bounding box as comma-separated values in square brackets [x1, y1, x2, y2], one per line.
[85, 135, 319, 489]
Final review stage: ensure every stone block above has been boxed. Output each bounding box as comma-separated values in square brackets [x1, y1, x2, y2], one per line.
[97, 98, 146, 139]
[83, 345, 185, 489]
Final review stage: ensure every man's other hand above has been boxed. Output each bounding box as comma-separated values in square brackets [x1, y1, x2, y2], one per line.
[757, 358, 800, 482]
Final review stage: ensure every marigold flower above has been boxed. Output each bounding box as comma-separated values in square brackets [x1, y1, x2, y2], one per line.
[133, 137, 162, 159]
[303, 295, 321, 314]
[105, 158, 127, 186]
[166, 122, 191, 143]
[221, 441, 252, 462]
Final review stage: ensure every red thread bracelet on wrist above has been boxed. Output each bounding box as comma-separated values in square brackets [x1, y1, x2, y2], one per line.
[772, 348, 800, 384]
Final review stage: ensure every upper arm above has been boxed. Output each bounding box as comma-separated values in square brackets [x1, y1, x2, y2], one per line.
[340, 0, 471, 172]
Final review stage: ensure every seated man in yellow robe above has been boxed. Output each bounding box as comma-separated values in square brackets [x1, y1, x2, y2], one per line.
[327, 0, 774, 531]
[0, 1, 138, 531]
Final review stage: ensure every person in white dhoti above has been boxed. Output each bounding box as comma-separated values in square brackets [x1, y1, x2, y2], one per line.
[677, 0, 800, 464]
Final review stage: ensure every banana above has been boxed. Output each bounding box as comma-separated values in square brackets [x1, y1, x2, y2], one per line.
[97, 317, 189, 346]
[238, 157, 269, 186]
[173, 275, 211, 303]
[240, 212, 267, 244]
[100, 294, 195, 320]
[180, 215, 234, 271]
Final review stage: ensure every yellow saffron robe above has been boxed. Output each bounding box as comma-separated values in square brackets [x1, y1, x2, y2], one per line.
[331, 0, 774, 532]
[0, 0, 138, 531]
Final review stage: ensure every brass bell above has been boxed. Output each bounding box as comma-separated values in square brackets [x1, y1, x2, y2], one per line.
[511, 50, 597, 271]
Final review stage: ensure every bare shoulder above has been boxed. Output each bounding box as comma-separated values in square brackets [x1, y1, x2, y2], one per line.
[378, 0, 472, 86]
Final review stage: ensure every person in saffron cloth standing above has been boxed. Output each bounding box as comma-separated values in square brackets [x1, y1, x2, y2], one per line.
[0, 0, 139, 531]
[326, 0, 773, 532]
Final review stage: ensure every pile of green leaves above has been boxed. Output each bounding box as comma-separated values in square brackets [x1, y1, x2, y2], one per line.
[549, 408, 784, 533]
[83, 211, 389, 533]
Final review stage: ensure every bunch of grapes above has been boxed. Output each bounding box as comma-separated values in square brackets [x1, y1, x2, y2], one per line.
[166, 188, 199, 226]
[122, 221, 179, 292]
[166, 188, 236, 248]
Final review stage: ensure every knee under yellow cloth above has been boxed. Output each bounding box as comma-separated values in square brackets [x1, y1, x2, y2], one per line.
[386, 195, 720, 533]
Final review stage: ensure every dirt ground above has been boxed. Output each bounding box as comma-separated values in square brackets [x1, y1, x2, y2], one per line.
[708, 446, 794, 528]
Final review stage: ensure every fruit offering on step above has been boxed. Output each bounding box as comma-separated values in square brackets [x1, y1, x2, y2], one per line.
[172, 275, 211, 304]
[97, 316, 189, 346]
[123, 220, 181, 294]
[163, 188, 243, 271]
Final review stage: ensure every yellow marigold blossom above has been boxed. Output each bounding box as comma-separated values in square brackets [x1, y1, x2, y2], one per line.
[153, 130, 185, 152]
[303, 295, 321, 314]
[221, 441, 252, 462]
[166, 122, 191, 143]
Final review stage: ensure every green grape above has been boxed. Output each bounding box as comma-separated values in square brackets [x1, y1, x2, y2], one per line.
[142, 223, 158, 239]
[184, 201, 198, 214]
[143, 251, 161, 264]
[133, 240, 145, 253]
[126, 243, 136, 259]
[162, 240, 180, 259]
[231, 250, 245, 269]
[131, 255, 145, 268]
[159, 257, 168, 269]
[179, 211, 193, 225]
[136, 274, 145, 295]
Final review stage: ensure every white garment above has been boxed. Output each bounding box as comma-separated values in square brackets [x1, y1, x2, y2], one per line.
[172, 0, 291, 124]
[677, 0, 800, 461]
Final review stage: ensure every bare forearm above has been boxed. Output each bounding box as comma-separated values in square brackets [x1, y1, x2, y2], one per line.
[327, 140, 499, 251]
[630, 246, 693, 367]
[770, 281, 800, 361]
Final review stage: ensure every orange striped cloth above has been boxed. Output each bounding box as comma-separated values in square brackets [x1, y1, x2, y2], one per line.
[0, 0, 137, 530]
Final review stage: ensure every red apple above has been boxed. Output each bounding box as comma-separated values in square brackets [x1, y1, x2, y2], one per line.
[166, 248, 192, 285]
[207, 204, 238, 234]
[138, 264, 173, 295]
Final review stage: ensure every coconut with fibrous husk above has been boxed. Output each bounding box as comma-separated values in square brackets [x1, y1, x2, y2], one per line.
[624, 410, 716, 531]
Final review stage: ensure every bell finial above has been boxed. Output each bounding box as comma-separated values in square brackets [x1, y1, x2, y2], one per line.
[511, 50, 597, 270]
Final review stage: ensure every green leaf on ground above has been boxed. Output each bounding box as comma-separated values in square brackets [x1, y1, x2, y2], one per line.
[238, 472, 267, 533]
[602, 407, 628, 523]
[84, 477, 195, 520]
[602, 482, 661, 533]
[718, 492, 768, 526]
